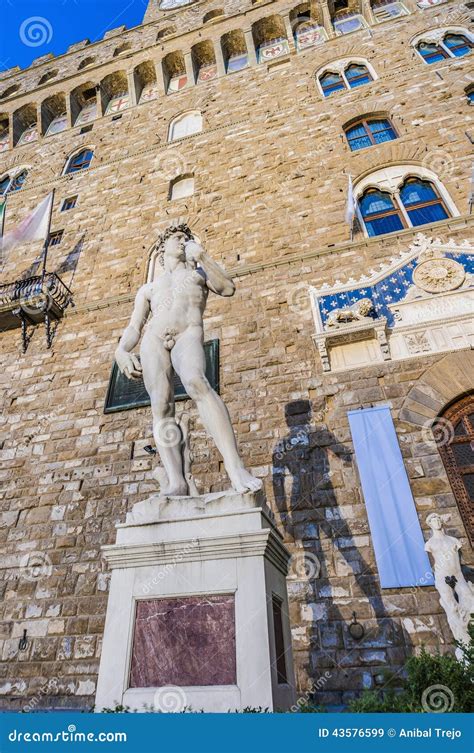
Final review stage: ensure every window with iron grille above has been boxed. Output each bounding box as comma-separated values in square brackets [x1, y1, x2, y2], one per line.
[435, 394, 474, 545]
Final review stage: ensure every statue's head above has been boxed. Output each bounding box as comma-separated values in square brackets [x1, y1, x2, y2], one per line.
[156, 224, 194, 266]
[426, 512, 443, 531]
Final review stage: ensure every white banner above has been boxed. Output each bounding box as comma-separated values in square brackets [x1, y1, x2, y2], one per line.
[0, 192, 53, 255]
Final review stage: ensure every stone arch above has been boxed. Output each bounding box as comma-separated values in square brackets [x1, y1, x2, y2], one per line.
[221, 29, 248, 72]
[191, 40, 217, 82]
[38, 69, 58, 86]
[71, 81, 98, 126]
[341, 109, 393, 131]
[0, 84, 20, 100]
[157, 26, 176, 40]
[203, 9, 224, 23]
[399, 351, 474, 428]
[134, 60, 158, 103]
[252, 14, 288, 57]
[114, 42, 132, 57]
[41, 92, 67, 135]
[12, 103, 38, 147]
[78, 56, 96, 70]
[162, 50, 187, 93]
[100, 70, 130, 115]
[350, 143, 426, 177]
[353, 163, 459, 215]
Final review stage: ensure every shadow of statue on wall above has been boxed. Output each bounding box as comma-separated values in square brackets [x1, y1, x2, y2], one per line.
[272, 399, 401, 700]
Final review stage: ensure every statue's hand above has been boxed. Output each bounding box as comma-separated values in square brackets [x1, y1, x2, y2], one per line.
[115, 349, 142, 380]
[185, 240, 204, 264]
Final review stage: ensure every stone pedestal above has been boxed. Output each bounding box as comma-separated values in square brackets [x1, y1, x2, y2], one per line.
[95, 490, 296, 713]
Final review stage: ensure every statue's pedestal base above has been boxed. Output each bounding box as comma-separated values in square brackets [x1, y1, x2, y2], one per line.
[95, 490, 296, 713]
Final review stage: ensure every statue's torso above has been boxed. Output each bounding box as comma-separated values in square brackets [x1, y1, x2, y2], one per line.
[146, 267, 208, 336]
[427, 534, 462, 576]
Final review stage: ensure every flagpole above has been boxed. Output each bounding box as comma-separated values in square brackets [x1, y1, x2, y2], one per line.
[0, 193, 6, 238]
[41, 188, 55, 282]
[346, 173, 356, 242]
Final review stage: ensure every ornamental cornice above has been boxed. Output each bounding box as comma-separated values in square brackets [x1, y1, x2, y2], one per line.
[101, 528, 290, 574]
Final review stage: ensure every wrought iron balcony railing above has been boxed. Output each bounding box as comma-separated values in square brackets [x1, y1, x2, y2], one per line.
[0, 272, 73, 350]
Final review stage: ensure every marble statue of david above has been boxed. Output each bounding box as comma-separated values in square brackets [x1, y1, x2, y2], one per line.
[115, 225, 262, 497]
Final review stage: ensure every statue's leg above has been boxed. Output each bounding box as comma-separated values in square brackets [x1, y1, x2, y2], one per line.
[171, 327, 261, 494]
[140, 333, 188, 496]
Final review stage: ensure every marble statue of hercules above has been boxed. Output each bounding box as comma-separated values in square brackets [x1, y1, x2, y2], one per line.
[115, 227, 262, 497]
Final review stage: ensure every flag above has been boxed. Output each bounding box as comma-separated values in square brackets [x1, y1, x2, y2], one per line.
[345, 173, 356, 227]
[0, 192, 53, 255]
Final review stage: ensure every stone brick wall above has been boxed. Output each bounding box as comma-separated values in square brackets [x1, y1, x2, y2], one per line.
[0, 0, 473, 709]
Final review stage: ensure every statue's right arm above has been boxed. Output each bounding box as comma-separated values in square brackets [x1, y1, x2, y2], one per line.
[114, 286, 151, 379]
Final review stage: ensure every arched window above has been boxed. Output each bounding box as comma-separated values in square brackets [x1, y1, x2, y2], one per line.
[170, 174, 194, 200]
[0, 170, 27, 195]
[435, 394, 474, 544]
[78, 57, 95, 70]
[417, 41, 448, 64]
[169, 111, 202, 141]
[318, 62, 374, 97]
[359, 189, 405, 236]
[65, 149, 94, 174]
[320, 71, 345, 96]
[357, 172, 453, 237]
[416, 31, 473, 63]
[9, 170, 27, 192]
[467, 87, 474, 104]
[345, 63, 372, 88]
[399, 178, 449, 226]
[345, 118, 397, 151]
[0, 85, 20, 100]
[443, 33, 472, 57]
[38, 70, 58, 86]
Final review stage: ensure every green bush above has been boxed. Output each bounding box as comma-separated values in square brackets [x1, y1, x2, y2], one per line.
[349, 626, 474, 713]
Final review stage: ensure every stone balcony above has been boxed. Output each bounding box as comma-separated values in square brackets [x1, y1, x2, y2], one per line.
[0, 272, 73, 349]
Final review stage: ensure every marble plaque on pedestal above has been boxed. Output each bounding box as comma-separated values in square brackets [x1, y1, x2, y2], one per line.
[129, 594, 236, 688]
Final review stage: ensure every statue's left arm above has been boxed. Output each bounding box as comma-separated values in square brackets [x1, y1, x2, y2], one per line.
[186, 241, 235, 297]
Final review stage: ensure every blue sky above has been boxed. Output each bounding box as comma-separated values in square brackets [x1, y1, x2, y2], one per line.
[0, 0, 148, 72]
